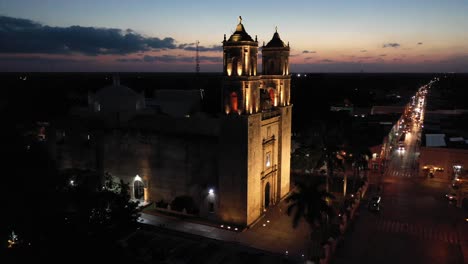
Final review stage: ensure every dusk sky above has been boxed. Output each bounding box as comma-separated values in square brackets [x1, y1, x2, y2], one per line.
[1, 0, 467, 72]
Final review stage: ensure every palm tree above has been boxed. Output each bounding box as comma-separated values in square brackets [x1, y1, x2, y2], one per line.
[344, 144, 370, 195]
[315, 120, 345, 194]
[286, 178, 336, 261]
[316, 143, 345, 194]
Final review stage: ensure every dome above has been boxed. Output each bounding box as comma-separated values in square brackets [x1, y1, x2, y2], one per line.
[94, 79, 144, 113]
[227, 16, 254, 42]
[264, 29, 287, 48]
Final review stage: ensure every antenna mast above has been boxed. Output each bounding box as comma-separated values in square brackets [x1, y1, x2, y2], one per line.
[196, 40, 200, 74]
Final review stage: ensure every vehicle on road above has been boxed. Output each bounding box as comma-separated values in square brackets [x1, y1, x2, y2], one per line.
[368, 195, 381, 212]
[445, 193, 457, 201]
[398, 144, 405, 151]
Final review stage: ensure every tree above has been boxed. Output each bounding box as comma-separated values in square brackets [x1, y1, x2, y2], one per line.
[315, 119, 345, 193]
[346, 145, 370, 195]
[286, 178, 336, 261]
[316, 143, 345, 193]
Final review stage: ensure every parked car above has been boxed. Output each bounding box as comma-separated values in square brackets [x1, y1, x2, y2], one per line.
[368, 195, 381, 212]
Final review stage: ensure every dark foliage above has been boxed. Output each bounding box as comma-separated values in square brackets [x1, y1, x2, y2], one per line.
[286, 178, 336, 229]
[170, 195, 199, 214]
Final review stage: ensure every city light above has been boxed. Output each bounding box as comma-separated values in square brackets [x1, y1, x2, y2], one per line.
[208, 188, 214, 195]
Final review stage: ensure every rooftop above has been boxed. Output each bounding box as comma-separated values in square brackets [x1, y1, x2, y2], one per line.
[227, 17, 255, 42]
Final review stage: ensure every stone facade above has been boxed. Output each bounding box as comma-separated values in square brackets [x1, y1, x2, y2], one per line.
[54, 19, 292, 227]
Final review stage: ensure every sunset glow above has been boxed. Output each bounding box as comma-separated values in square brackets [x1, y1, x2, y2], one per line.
[1, 0, 467, 72]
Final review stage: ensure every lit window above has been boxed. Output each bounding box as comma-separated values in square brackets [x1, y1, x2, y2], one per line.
[266, 152, 271, 168]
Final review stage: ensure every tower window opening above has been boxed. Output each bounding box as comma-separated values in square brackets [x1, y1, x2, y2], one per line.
[269, 89, 275, 106]
[230, 92, 238, 112]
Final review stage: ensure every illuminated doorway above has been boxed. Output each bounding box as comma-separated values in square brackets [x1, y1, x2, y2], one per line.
[134, 180, 144, 200]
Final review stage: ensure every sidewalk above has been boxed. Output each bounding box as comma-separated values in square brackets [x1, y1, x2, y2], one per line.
[140, 212, 238, 242]
[140, 201, 311, 261]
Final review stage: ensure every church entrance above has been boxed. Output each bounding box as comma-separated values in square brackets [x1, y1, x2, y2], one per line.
[134, 180, 144, 200]
[264, 182, 271, 209]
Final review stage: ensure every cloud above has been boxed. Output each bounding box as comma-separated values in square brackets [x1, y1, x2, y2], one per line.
[360, 50, 367, 52]
[130, 54, 221, 63]
[116, 58, 142, 63]
[0, 15, 177, 55]
[302, 50, 316, 54]
[380, 54, 387, 57]
[179, 44, 222, 52]
[199, 56, 222, 63]
[0, 55, 82, 63]
[143, 55, 177, 62]
[417, 42, 423, 45]
[382, 43, 400, 48]
[320, 59, 333, 63]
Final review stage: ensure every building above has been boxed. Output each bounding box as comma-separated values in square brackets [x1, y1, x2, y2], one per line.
[53, 18, 292, 227]
[417, 108, 468, 207]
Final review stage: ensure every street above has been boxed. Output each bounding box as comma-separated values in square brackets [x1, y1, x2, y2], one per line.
[333, 85, 468, 264]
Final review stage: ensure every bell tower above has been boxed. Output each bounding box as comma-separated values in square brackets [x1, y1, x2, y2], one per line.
[222, 16, 260, 115]
[218, 19, 292, 228]
[261, 28, 291, 107]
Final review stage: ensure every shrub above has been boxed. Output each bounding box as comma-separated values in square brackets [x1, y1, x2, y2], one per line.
[170, 195, 199, 215]
[155, 199, 168, 208]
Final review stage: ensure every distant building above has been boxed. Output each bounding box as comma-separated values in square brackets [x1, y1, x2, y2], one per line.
[370, 105, 405, 115]
[417, 109, 468, 207]
[53, 18, 292, 227]
[418, 119, 468, 180]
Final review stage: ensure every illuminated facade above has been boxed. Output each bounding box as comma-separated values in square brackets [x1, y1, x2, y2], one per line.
[218, 18, 292, 225]
[54, 18, 292, 227]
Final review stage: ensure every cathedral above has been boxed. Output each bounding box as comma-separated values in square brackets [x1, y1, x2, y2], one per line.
[53, 18, 292, 227]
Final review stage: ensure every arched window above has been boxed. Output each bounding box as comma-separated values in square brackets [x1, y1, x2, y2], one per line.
[232, 57, 239, 76]
[250, 56, 256, 75]
[230, 92, 238, 112]
[269, 60, 275, 74]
